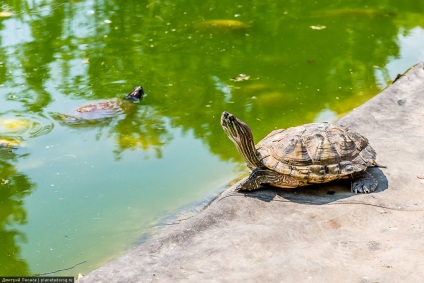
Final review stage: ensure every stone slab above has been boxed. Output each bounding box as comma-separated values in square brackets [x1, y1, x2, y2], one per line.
[79, 63, 424, 283]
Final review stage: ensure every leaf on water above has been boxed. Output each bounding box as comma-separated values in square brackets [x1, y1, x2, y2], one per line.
[0, 11, 13, 18]
[310, 25, 326, 30]
[231, 74, 251, 82]
[199, 19, 250, 30]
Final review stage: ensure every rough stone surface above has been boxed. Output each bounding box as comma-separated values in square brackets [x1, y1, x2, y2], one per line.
[79, 63, 424, 283]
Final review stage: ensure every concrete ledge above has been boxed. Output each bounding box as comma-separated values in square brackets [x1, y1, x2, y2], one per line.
[79, 63, 424, 283]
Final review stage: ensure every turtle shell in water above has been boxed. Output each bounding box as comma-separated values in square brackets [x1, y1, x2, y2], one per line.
[50, 86, 144, 125]
[221, 112, 382, 193]
[72, 86, 144, 119]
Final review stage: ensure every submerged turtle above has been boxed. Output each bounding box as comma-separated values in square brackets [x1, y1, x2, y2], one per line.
[70, 86, 144, 120]
[221, 111, 383, 193]
[52, 86, 145, 123]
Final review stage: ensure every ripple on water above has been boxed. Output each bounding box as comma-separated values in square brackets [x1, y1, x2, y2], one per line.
[0, 115, 54, 144]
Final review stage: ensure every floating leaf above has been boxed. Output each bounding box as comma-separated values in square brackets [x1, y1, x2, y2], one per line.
[199, 19, 250, 30]
[0, 11, 13, 18]
[231, 74, 251, 82]
[310, 25, 326, 30]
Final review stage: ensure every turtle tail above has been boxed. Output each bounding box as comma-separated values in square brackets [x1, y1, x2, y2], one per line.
[371, 160, 387, 168]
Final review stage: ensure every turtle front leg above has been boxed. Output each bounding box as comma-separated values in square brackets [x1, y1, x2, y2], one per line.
[236, 167, 304, 191]
[351, 171, 378, 194]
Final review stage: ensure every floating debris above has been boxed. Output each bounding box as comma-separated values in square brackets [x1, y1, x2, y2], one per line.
[199, 19, 250, 31]
[0, 11, 13, 18]
[310, 25, 326, 30]
[231, 74, 251, 82]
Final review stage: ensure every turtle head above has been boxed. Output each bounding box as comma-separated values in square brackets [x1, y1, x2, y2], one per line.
[125, 86, 145, 101]
[221, 111, 263, 169]
[221, 111, 252, 144]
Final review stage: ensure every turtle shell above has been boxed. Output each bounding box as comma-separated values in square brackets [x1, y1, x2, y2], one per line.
[256, 122, 376, 183]
[71, 100, 125, 119]
[69, 86, 144, 120]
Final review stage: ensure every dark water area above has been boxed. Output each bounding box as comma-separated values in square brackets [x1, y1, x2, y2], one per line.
[1, 0, 424, 277]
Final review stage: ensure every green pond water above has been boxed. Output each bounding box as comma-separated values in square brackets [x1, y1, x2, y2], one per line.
[1, 0, 424, 277]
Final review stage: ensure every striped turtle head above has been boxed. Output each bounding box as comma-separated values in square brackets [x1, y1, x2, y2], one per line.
[221, 111, 263, 169]
[221, 112, 252, 144]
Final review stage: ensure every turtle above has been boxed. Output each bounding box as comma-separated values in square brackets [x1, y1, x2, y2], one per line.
[71, 86, 144, 119]
[51, 86, 145, 123]
[220, 111, 383, 193]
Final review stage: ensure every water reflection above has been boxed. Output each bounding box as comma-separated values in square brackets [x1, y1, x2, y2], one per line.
[0, 114, 54, 139]
[1, 0, 424, 276]
[0, 148, 34, 276]
[51, 104, 171, 160]
[111, 106, 171, 159]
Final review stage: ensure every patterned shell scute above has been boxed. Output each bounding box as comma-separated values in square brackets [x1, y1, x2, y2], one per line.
[256, 123, 375, 182]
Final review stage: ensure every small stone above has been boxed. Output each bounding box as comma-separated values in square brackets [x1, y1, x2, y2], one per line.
[397, 99, 406, 106]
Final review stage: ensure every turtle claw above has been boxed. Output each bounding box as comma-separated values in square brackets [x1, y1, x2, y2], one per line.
[351, 184, 372, 194]
[351, 171, 378, 194]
